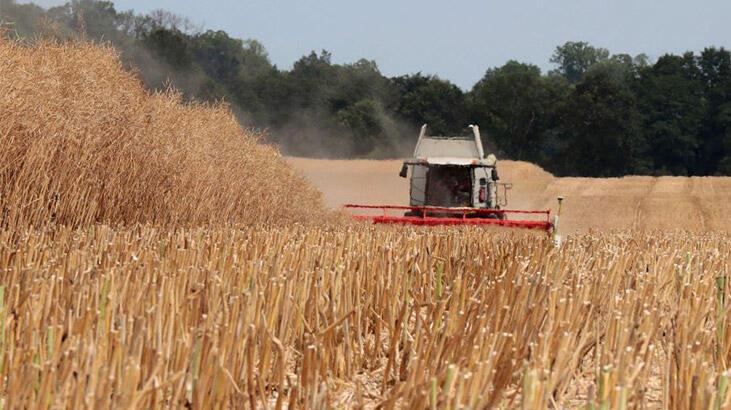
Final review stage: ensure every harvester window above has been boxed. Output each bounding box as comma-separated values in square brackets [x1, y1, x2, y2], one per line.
[425, 166, 472, 207]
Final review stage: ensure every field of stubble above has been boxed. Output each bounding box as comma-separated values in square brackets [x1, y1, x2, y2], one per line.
[2, 226, 731, 408]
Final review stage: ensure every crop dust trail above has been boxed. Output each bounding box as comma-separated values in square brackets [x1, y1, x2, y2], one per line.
[286, 158, 410, 207]
[287, 157, 731, 232]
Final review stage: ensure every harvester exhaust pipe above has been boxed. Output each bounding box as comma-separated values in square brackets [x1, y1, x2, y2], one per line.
[469, 125, 486, 159]
[553, 196, 565, 247]
[413, 124, 428, 157]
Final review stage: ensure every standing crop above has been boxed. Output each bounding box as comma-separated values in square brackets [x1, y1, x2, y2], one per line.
[0, 38, 328, 229]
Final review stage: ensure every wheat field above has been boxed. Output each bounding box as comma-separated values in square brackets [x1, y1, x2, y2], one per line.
[3, 37, 731, 409]
[0, 39, 328, 230]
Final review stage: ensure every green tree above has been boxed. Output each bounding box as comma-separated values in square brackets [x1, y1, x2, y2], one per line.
[558, 66, 646, 176]
[192, 30, 271, 85]
[142, 27, 192, 69]
[717, 106, 731, 174]
[329, 59, 394, 112]
[50, 0, 122, 40]
[391, 73, 466, 136]
[469, 61, 569, 162]
[550, 41, 610, 84]
[288, 50, 338, 111]
[697, 47, 731, 174]
[635, 53, 705, 175]
[336, 99, 385, 155]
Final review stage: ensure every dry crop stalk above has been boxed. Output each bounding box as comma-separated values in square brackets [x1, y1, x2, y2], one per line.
[0, 226, 728, 408]
[0, 38, 330, 230]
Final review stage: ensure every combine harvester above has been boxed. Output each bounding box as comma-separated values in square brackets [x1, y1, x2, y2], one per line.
[346, 124, 563, 235]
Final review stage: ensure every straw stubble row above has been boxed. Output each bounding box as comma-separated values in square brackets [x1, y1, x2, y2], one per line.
[0, 226, 729, 408]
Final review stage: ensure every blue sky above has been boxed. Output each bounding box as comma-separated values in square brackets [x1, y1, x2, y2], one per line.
[20, 0, 731, 89]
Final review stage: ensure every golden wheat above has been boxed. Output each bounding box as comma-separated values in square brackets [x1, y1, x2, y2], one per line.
[0, 38, 328, 229]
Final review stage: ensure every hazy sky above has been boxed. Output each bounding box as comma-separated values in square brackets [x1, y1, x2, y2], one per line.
[21, 0, 731, 89]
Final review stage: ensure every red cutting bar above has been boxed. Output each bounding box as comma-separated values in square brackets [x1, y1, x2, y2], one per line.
[344, 204, 553, 231]
[344, 204, 550, 216]
[370, 215, 551, 230]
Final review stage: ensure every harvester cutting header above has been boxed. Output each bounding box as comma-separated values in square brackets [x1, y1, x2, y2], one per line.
[346, 124, 563, 232]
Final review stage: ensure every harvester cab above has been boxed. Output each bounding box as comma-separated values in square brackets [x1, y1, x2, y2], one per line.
[399, 124, 507, 217]
[345, 124, 558, 233]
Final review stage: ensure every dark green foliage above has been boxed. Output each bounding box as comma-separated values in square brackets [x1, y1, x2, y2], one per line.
[3, 1, 731, 174]
[469, 61, 568, 162]
[557, 65, 646, 177]
[336, 99, 383, 154]
[635, 53, 705, 175]
[143, 27, 192, 69]
[287, 50, 338, 111]
[191, 31, 267, 84]
[550, 41, 610, 83]
[391, 74, 466, 136]
[697, 48, 731, 175]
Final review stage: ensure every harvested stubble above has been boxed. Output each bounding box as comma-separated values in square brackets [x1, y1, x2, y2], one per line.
[0, 225, 729, 408]
[0, 38, 328, 229]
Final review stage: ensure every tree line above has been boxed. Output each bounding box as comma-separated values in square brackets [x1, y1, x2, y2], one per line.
[2, 0, 731, 176]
